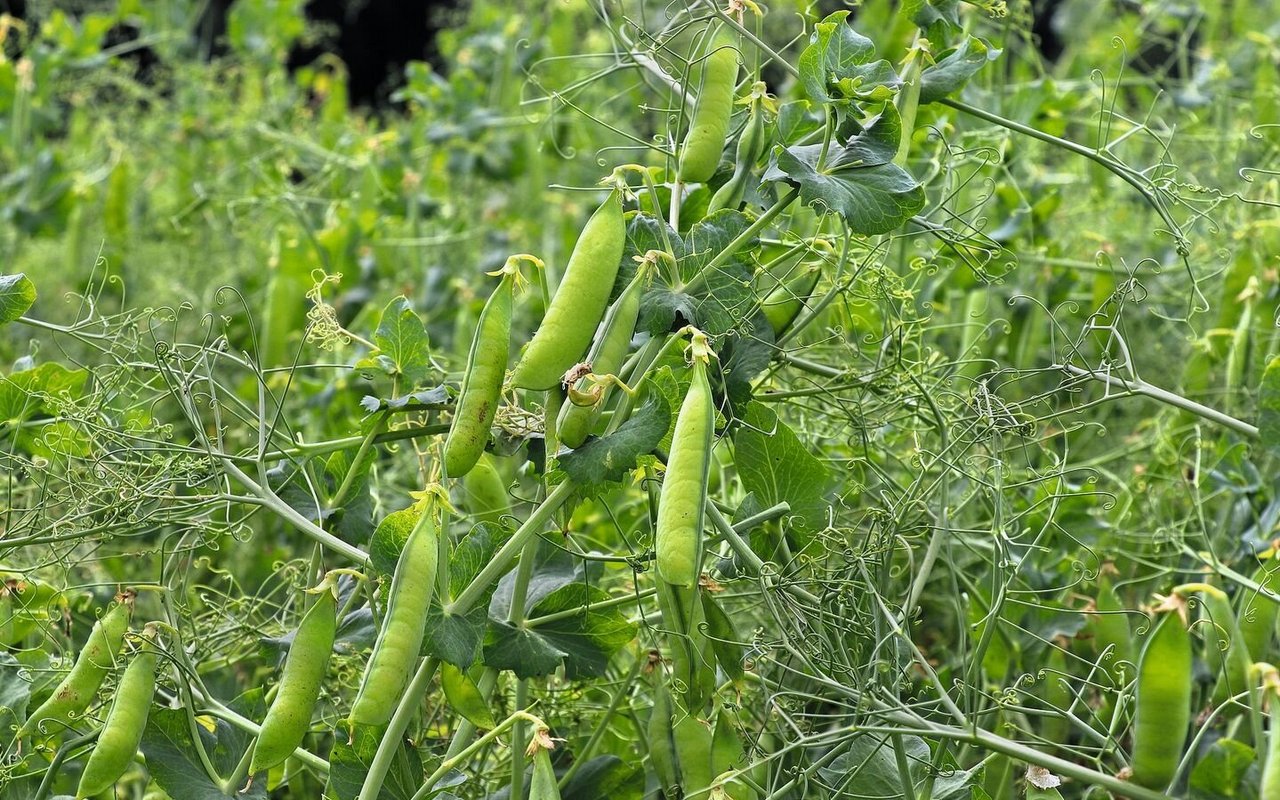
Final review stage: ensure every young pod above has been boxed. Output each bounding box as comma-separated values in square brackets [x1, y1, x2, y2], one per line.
[1238, 554, 1280, 661]
[249, 582, 338, 775]
[75, 628, 159, 798]
[1261, 665, 1280, 800]
[556, 263, 649, 448]
[1176, 583, 1251, 703]
[511, 191, 625, 390]
[655, 333, 715, 588]
[673, 713, 714, 796]
[460, 453, 511, 525]
[20, 591, 134, 738]
[1089, 576, 1134, 684]
[680, 31, 739, 183]
[444, 258, 525, 478]
[647, 679, 679, 794]
[761, 263, 821, 336]
[1130, 607, 1192, 790]
[348, 493, 442, 727]
[528, 740, 563, 800]
[707, 86, 767, 213]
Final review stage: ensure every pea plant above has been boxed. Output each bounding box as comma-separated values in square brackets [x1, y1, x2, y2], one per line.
[3, 1, 1280, 799]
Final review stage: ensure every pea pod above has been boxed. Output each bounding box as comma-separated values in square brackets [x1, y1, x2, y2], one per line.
[1131, 606, 1192, 790]
[707, 84, 767, 213]
[1090, 576, 1133, 684]
[761, 263, 821, 336]
[444, 257, 530, 478]
[528, 739, 562, 800]
[20, 591, 134, 738]
[511, 190, 625, 390]
[673, 713, 714, 796]
[249, 582, 338, 775]
[75, 628, 159, 798]
[655, 332, 715, 588]
[556, 262, 649, 448]
[1261, 664, 1280, 800]
[460, 453, 510, 525]
[1176, 582, 1251, 703]
[711, 706, 745, 786]
[348, 492, 443, 727]
[647, 678, 679, 794]
[1238, 553, 1280, 661]
[680, 30, 739, 183]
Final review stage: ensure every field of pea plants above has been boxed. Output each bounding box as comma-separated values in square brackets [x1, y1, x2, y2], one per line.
[2, 0, 1280, 798]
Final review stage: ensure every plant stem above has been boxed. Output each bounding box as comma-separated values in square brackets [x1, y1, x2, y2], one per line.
[1059, 363, 1258, 438]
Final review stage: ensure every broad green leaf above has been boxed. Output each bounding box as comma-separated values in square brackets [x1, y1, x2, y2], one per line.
[776, 100, 824, 145]
[798, 12, 892, 104]
[907, 0, 962, 30]
[818, 734, 975, 799]
[1259, 355, 1280, 450]
[370, 506, 420, 577]
[561, 755, 645, 800]
[441, 662, 496, 729]
[361, 296, 432, 385]
[763, 142, 924, 235]
[325, 447, 375, 545]
[0, 362, 87, 424]
[143, 698, 268, 800]
[1187, 738, 1257, 799]
[0, 274, 35, 324]
[483, 581, 636, 679]
[423, 605, 488, 668]
[640, 210, 754, 337]
[920, 36, 1002, 104]
[326, 722, 427, 800]
[733, 403, 831, 531]
[559, 395, 671, 487]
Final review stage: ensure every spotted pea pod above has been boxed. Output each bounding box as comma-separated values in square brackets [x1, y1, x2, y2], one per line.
[348, 491, 443, 727]
[1130, 604, 1192, 790]
[20, 591, 134, 738]
[556, 262, 650, 448]
[75, 626, 160, 798]
[249, 581, 338, 775]
[679, 29, 739, 184]
[444, 256, 530, 478]
[511, 191, 625, 390]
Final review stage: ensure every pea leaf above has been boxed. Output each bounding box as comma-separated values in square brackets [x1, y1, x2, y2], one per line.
[559, 395, 671, 487]
[920, 36, 1002, 104]
[483, 581, 636, 679]
[142, 698, 268, 799]
[0, 362, 87, 423]
[764, 141, 924, 235]
[562, 755, 645, 800]
[1187, 738, 1257, 799]
[640, 210, 754, 337]
[423, 522, 511, 667]
[0, 274, 35, 324]
[326, 722, 427, 800]
[732, 402, 831, 533]
[370, 506, 420, 576]
[798, 12, 894, 104]
[359, 296, 432, 385]
[1259, 355, 1280, 451]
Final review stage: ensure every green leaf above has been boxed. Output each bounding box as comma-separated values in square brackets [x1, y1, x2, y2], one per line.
[797, 12, 883, 104]
[559, 395, 671, 487]
[423, 522, 510, 667]
[733, 403, 831, 532]
[441, 662, 496, 729]
[370, 506, 420, 577]
[483, 581, 636, 679]
[327, 722, 427, 800]
[639, 211, 754, 337]
[776, 100, 824, 145]
[818, 734, 976, 798]
[561, 755, 644, 800]
[0, 274, 35, 324]
[325, 447, 375, 545]
[142, 698, 268, 800]
[1260, 355, 1280, 450]
[763, 141, 924, 235]
[920, 36, 1002, 104]
[0, 363, 87, 424]
[1188, 738, 1258, 799]
[362, 296, 432, 385]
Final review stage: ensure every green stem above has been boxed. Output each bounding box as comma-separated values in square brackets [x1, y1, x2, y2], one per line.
[357, 657, 440, 800]
[684, 186, 801, 295]
[1060, 363, 1258, 438]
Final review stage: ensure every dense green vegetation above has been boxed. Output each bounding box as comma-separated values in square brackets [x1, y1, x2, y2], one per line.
[3, 1, 1280, 798]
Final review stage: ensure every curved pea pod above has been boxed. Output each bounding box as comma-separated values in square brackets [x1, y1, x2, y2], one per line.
[680, 31, 739, 183]
[1089, 577, 1134, 684]
[1177, 583, 1252, 704]
[20, 591, 134, 738]
[1238, 555, 1280, 661]
[673, 713, 714, 796]
[1130, 608, 1192, 790]
[75, 629, 159, 798]
[512, 191, 625, 390]
[444, 260, 521, 478]
[460, 453, 511, 525]
[1261, 665, 1280, 799]
[647, 679, 679, 794]
[655, 338, 715, 588]
[348, 494, 442, 727]
[249, 583, 338, 775]
[556, 264, 648, 449]
[707, 86, 767, 214]
[761, 263, 821, 337]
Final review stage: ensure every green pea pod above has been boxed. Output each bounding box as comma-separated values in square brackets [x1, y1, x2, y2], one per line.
[349, 493, 442, 727]
[1090, 577, 1134, 684]
[20, 592, 134, 738]
[460, 453, 510, 525]
[249, 583, 338, 775]
[1131, 608, 1192, 790]
[75, 629, 159, 798]
[673, 713, 714, 796]
[512, 191, 625, 390]
[761, 263, 821, 336]
[655, 333, 715, 588]
[1238, 555, 1280, 661]
[529, 743, 562, 800]
[444, 258, 525, 478]
[647, 679, 679, 794]
[557, 264, 648, 449]
[707, 86, 766, 214]
[1177, 583, 1252, 704]
[1038, 647, 1071, 745]
[1262, 667, 1280, 799]
[711, 707, 745, 784]
[680, 30, 739, 183]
